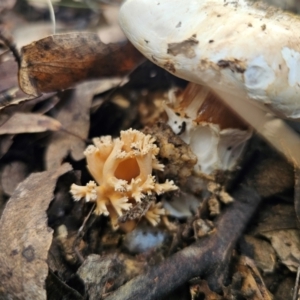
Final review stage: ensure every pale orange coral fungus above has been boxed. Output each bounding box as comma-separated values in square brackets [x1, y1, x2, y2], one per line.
[70, 128, 178, 229]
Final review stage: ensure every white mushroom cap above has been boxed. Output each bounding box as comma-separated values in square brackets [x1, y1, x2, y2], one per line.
[119, 0, 300, 119]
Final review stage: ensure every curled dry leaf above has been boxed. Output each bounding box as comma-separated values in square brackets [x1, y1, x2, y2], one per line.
[0, 163, 72, 300]
[0, 112, 62, 134]
[19, 32, 145, 96]
[0, 93, 57, 111]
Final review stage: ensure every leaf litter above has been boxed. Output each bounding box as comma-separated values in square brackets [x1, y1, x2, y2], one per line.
[0, 1, 300, 300]
[0, 163, 72, 299]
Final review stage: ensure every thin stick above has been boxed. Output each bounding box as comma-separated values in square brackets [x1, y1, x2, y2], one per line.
[293, 265, 300, 300]
[46, 0, 56, 34]
[0, 31, 20, 68]
[73, 203, 96, 264]
[78, 203, 96, 236]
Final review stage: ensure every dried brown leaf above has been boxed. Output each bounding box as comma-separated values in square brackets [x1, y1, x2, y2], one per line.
[0, 92, 56, 111]
[45, 81, 101, 170]
[0, 0, 16, 13]
[0, 163, 72, 300]
[19, 32, 145, 96]
[1, 161, 30, 196]
[253, 204, 298, 235]
[0, 59, 29, 109]
[0, 112, 61, 134]
[262, 229, 300, 272]
[0, 135, 13, 158]
[229, 256, 273, 300]
[0, 59, 19, 92]
[243, 235, 276, 273]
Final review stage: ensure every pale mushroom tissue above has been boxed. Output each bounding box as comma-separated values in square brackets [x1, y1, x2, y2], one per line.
[119, 0, 300, 119]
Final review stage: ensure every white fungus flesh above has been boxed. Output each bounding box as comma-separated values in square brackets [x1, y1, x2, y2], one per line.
[119, 0, 300, 119]
[165, 83, 252, 175]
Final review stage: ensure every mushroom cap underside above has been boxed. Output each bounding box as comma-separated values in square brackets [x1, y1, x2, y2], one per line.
[119, 0, 300, 119]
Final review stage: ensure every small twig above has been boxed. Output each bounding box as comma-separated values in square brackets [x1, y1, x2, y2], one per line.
[78, 203, 96, 236]
[74, 246, 85, 264]
[72, 204, 96, 264]
[46, 0, 56, 34]
[293, 265, 300, 300]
